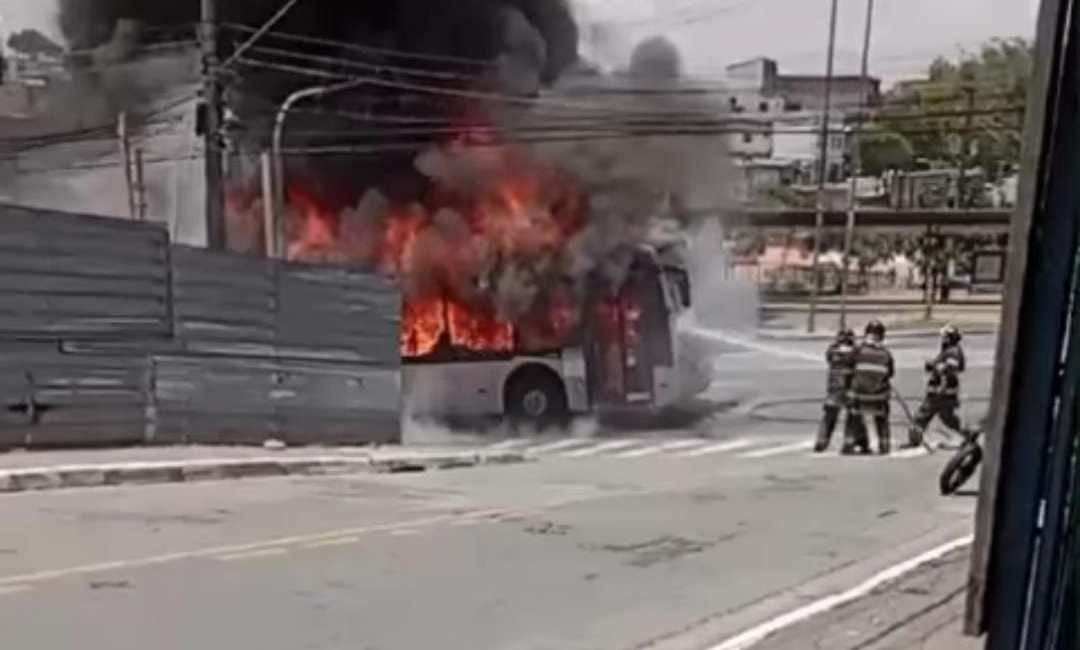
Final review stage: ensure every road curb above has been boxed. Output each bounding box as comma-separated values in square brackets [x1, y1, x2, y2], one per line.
[0, 450, 528, 495]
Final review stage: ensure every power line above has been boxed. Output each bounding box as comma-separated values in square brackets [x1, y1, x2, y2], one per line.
[5, 116, 1022, 177]
[220, 22, 497, 68]
[235, 55, 1027, 128]
[242, 43, 484, 82]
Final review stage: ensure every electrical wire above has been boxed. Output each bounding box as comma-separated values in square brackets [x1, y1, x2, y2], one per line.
[242, 43, 485, 82]
[220, 22, 497, 68]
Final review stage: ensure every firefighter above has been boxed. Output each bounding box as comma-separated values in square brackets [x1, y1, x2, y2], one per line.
[814, 328, 857, 453]
[907, 324, 966, 448]
[851, 319, 895, 455]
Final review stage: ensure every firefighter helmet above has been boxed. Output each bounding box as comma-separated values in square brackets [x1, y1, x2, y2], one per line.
[837, 328, 855, 344]
[865, 319, 886, 340]
[941, 323, 962, 346]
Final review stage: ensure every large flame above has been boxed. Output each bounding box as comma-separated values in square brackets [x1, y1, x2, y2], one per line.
[283, 144, 588, 359]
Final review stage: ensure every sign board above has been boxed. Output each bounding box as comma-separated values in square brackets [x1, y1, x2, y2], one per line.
[971, 249, 1006, 291]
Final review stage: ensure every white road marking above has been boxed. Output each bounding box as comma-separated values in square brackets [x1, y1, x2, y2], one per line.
[302, 536, 360, 549]
[525, 439, 592, 455]
[216, 548, 289, 562]
[739, 440, 815, 459]
[451, 519, 485, 527]
[0, 585, 30, 597]
[561, 440, 640, 458]
[614, 439, 707, 458]
[708, 535, 973, 650]
[390, 529, 420, 537]
[677, 439, 756, 458]
[0, 512, 464, 588]
[486, 439, 536, 451]
[0, 491, 646, 590]
[891, 447, 931, 459]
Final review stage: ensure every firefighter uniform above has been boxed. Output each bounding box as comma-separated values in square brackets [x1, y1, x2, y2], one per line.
[909, 328, 966, 447]
[814, 330, 856, 453]
[851, 321, 895, 455]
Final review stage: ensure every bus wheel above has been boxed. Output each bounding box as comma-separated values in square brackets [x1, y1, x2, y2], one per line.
[506, 370, 569, 432]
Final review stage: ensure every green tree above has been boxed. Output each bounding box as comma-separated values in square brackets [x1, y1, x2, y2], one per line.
[858, 127, 914, 175]
[873, 37, 1032, 182]
[6, 29, 64, 58]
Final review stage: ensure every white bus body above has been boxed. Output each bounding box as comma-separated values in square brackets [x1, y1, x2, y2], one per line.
[402, 247, 710, 425]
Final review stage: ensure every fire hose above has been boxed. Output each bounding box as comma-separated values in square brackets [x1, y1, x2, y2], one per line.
[889, 388, 937, 454]
[890, 388, 984, 495]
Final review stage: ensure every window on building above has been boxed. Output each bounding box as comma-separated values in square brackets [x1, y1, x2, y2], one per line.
[759, 101, 769, 112]
[742, 133, 753, 144]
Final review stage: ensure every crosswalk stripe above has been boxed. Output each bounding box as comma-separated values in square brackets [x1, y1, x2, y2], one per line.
[525, 439, 592, 454]
[677, 438, 756, 458]
[562, 440, 641, 458]
[739, 440, 815, 459]
[487, 439, 536, 451]
[891, 447, 930, 459]
[614, 439, 707, 458]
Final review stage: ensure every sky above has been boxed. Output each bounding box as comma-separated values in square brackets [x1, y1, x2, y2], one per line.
[574, 0, 1040, 84]
[0, 0, 1042, 86]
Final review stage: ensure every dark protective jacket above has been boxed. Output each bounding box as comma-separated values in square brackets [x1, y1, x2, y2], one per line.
[925, 344, 965, 398]
[825, 340, 857, 399]
[852, 339, 895, 403]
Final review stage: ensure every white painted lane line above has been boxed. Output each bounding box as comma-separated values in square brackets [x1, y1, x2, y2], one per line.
[216, 548, 289, 562]
[302, 536, 360, 550]
[616, 439, 707, 458]
[0, 512, 465, 588]
[562, 440, 640, 458]
[525, 439, 593, 454]
[677, 439, 756, 459]
[708, 535, 973, 650]
[739, 440, 815, 459]
[0, 585, 30, 597]
[451, 519, 485, 527]
[0, 491, 648, 590]
[390, 529, 420, 537]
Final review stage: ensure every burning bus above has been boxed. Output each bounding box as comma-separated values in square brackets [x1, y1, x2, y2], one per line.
[276, 141, 715, 429]
[270, 134, 722, 428]
[402, 242, 709, 428]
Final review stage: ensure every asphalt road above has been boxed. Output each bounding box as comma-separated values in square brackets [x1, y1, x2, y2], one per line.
[0, 332, 995, 650]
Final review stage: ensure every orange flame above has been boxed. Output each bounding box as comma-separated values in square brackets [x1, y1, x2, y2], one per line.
[281, 144, 588, 360]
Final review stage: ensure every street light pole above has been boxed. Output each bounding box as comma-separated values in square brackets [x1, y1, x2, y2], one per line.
[271, 78, 367, 258]
[808, 0, 840, 333]
[839, 0, 875, 330]
[200, 0, 227, 250]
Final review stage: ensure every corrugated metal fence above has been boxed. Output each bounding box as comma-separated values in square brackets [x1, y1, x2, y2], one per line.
[0, 204, 401, 448]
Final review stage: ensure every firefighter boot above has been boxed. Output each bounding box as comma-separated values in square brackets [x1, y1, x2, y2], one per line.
[840, 411, 862, 455]
[877, 416, 892, 455]
[906, 425, 925, 449]
[815, 405, 838, 453]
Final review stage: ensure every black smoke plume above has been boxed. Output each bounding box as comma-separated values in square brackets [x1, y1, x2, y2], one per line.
[58, 0, 578, 83]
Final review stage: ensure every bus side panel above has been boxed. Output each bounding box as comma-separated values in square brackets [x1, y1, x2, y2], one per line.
[559, 348, 590, 413]
[402, 361, 507, 417]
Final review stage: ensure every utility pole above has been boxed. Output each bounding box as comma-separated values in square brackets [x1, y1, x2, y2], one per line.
[808, 0, 840, 333]
[201, 0, 226, 250]
[839, 0, 875, 330]
[134, 147, 147, 222]
[957, 85, 976, 209]
[117, 112, 137, 221]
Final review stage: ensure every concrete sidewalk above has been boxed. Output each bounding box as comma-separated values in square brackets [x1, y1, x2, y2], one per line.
[756, 545, 981, 650]
[0, 443, 527, 494]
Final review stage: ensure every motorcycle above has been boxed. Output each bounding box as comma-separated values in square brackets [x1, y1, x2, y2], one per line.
[938, 425, 984, 496]
[890, 389, 984, 496]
